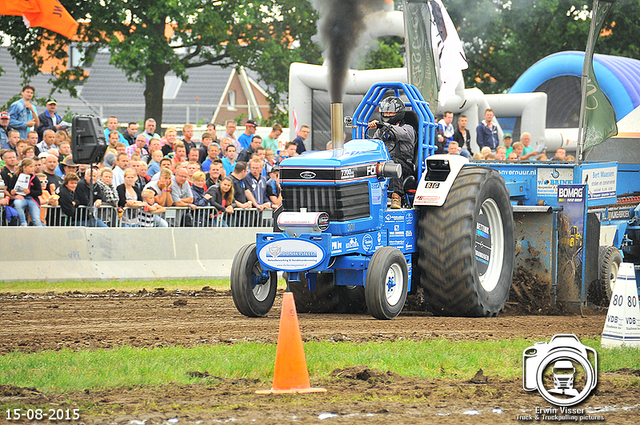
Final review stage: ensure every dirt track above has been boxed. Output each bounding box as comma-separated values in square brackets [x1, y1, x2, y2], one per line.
[1, 289, 639, 424]
[0, 289, 607, 352]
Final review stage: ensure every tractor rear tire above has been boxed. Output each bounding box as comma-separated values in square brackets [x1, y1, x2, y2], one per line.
[230, 243, 277, 317]
[591, 246, 622, 306]
[365, 247, 408, 319]
[289, 273, 367, 314]
[417, 166, 515, 316]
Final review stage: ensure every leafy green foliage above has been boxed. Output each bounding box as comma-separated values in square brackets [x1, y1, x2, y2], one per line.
[448, 0, 640, 94]
[2, 0, 639, 117]
[363, 37, 405, 70]
[0, 1, 322, 128]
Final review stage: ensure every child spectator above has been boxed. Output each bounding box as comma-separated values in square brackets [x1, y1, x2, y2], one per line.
[264, 148, 276, 174]
[139, 189, 168, 227]
[117, 168, 144, 227]
[57, 172, 107, 227]
[36, 173, 58, 224]
[511, 142, 524, 160]
[191, 171, 213, 226]
[147, 150, 163, 178]
[144, 168, 174, 208]
[97, 168, 119, 208]
[8, 158, 43, 226]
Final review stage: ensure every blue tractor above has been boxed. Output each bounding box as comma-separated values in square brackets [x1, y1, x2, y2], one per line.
[230, 82, 516, 319]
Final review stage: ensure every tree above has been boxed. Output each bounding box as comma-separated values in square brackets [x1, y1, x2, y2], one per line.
[0, 0, 322, 129]
[448, 0, 640, 94]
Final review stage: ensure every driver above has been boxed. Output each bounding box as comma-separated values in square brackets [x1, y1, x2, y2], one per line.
[368, 97, 415, 209]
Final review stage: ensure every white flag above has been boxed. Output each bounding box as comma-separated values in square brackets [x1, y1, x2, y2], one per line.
[429, 0, 468, 104]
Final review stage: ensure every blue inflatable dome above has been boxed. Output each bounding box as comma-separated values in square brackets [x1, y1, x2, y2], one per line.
[509, 51, 640, 126]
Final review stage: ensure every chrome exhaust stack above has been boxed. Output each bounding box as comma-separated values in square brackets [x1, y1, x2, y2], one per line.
[331, 102, 344, 150]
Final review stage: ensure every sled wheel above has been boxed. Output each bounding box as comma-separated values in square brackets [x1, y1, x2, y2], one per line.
[592, 246, 622, 306]
[365, 247, 408, 320]
[417, 166, 515, 316]
[230, 243, 277, 317]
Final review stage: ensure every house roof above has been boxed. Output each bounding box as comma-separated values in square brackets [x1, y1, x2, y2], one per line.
[0, 47, 265, 126]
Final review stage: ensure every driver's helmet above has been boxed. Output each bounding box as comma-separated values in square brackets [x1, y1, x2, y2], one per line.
[379, 97, 405, 124]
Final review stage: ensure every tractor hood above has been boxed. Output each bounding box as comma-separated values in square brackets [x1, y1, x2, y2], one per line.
[280, 139, 391, 183]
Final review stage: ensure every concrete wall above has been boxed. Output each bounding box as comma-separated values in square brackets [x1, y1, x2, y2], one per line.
[0, 227, 269, 282]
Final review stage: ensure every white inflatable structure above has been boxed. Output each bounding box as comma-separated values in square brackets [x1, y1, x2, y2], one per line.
[288, 8, 569, 153]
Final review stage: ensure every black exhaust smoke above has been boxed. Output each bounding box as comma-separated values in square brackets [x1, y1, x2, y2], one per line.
[312, 0, 383, 103]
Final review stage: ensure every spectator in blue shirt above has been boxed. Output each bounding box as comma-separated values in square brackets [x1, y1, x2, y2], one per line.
[9, 85, 39, 139]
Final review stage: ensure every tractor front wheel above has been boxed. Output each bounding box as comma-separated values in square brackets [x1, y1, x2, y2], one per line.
[365, 247, 408, 320]
[230, 243, 277, 317]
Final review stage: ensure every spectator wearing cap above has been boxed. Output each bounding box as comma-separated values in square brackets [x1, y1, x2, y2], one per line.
[238, 119, 258, 151]
[36, 98, 63, 140]
[0, 111, 11, 148]
[502, 133, 513, 155]
[9, 84, 39, 140]
[58, 155, 79, 178]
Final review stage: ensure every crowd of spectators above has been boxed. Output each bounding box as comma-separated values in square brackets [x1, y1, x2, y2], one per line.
[2, 86, 578, 227]
[0, 85, 298, 227]
[438, 108, 572, 162]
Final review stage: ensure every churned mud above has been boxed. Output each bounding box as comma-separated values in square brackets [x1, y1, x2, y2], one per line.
[1, 289, 636, 424]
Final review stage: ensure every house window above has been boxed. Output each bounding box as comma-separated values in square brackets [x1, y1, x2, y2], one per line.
[68, 45, 84, 68]
[227, 90, 237, 111]
[163, 76, 182, 100]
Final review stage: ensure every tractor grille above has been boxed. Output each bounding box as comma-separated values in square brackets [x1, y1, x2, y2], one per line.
[282, 182, 370, 221]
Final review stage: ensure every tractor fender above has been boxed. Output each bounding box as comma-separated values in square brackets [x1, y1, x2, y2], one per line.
[414, 154, 469, 207]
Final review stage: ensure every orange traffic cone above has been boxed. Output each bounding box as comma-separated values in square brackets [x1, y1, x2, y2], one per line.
[256, 292, 326, 394]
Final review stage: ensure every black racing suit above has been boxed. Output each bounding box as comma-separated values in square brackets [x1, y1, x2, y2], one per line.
[374, 121, 415, 197]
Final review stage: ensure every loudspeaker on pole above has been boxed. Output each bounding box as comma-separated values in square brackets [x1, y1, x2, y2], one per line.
[71, 116, 108, 164]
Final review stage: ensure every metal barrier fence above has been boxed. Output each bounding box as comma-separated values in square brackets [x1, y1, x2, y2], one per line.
[1, 205, 274, 228]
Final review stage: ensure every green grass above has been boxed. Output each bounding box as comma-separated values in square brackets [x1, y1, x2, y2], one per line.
[1, 339, 638, 394]
[0, 278, 289, 294]
[0, 278, 230, 294]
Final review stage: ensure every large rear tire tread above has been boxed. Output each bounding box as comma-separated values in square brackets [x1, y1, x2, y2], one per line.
[417, 167, 515, 317]
[230, 243, 277, 317]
